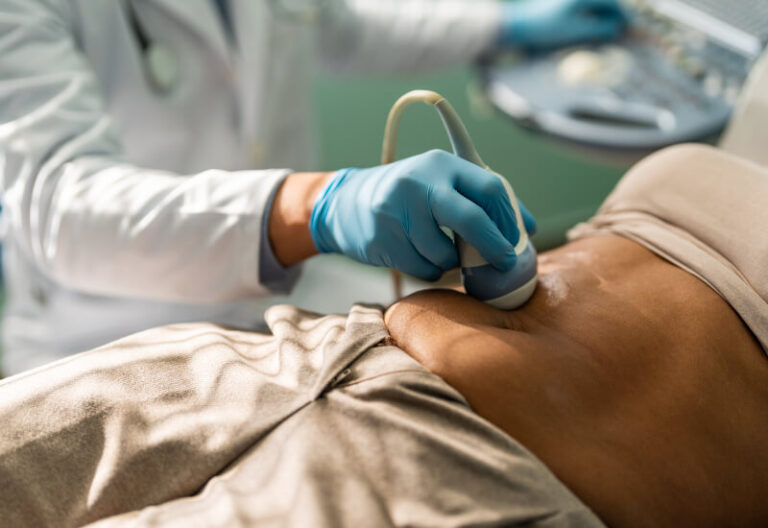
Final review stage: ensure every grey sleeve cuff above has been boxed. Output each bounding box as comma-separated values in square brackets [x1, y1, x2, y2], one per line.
[258, 173, 303, 294]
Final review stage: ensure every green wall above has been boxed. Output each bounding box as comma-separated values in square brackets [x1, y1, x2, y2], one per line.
[313, 67, 630, 249]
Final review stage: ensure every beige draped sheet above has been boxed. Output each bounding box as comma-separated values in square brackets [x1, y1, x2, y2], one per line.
[0, 308, 602, 528]
[569, 144, 768, 354]
[0, 145, 764, 527]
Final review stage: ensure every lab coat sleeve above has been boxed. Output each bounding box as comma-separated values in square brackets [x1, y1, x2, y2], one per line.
[317, 0, 503, 73]
[0, 0, 293, 303]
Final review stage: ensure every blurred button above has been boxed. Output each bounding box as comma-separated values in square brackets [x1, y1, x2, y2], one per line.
[145, 43, 179, 93]
[558, 50, 605, 86]
[703, 73, 723, 97]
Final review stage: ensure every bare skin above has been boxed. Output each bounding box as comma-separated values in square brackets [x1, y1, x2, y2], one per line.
[385, 235, 768, 528]
[268, 171, 334, 267]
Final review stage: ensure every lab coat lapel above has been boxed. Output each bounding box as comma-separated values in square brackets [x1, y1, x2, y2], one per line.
[144, 0, 232, 64]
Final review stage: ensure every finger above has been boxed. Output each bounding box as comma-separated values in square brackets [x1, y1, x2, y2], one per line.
[407, 208, 460, 271]
[431, 189, 517, 272]
[581, 0, 627, 17]
[572, 17, 625, 42]
[483, 190, 521, 247]
[379, 233, 444, 282]
[396, 249, 444, 282]
[578, 0, 630, 36]
[517, 199, 537, 235]
[449, 162, 521, 247]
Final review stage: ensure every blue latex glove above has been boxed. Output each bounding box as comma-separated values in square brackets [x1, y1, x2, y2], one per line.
[310, 150, 537, 282]
[500, 0, 628, 50]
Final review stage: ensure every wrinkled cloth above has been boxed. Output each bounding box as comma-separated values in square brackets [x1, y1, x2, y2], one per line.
[569, 144, 768, 355]
[0, 305, 603, 528]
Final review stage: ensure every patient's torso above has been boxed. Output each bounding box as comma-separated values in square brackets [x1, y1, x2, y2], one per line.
[385, 235, 768, 528]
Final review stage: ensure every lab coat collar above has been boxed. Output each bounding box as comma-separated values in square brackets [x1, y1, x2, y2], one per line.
[143, 0, 232, 64]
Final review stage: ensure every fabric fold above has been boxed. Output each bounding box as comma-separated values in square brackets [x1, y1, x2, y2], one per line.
[569, 144, 768, 355]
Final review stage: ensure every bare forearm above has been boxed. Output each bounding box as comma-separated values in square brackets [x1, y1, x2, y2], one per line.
[268, 171, 335, 267]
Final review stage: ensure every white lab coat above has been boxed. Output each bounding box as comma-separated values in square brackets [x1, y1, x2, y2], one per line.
[0, 0, 501, 374]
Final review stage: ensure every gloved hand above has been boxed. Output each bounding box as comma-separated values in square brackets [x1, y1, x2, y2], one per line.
[499, 0, 628, 50]
[310, 150, 536, 282]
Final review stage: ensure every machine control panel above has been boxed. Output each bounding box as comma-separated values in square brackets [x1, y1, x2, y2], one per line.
[483, 0, 768, 151]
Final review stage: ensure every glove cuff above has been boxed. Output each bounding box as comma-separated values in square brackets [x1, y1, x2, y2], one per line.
[309, 168, 355, 254]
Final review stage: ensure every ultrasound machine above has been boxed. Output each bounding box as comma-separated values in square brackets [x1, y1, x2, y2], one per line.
[483, 0, 768, 152]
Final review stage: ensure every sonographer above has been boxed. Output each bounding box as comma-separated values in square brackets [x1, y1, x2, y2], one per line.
[0, 0, 627, 374]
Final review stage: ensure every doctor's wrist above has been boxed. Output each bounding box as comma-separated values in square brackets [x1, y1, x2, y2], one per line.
[268, 171, 335, 268]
